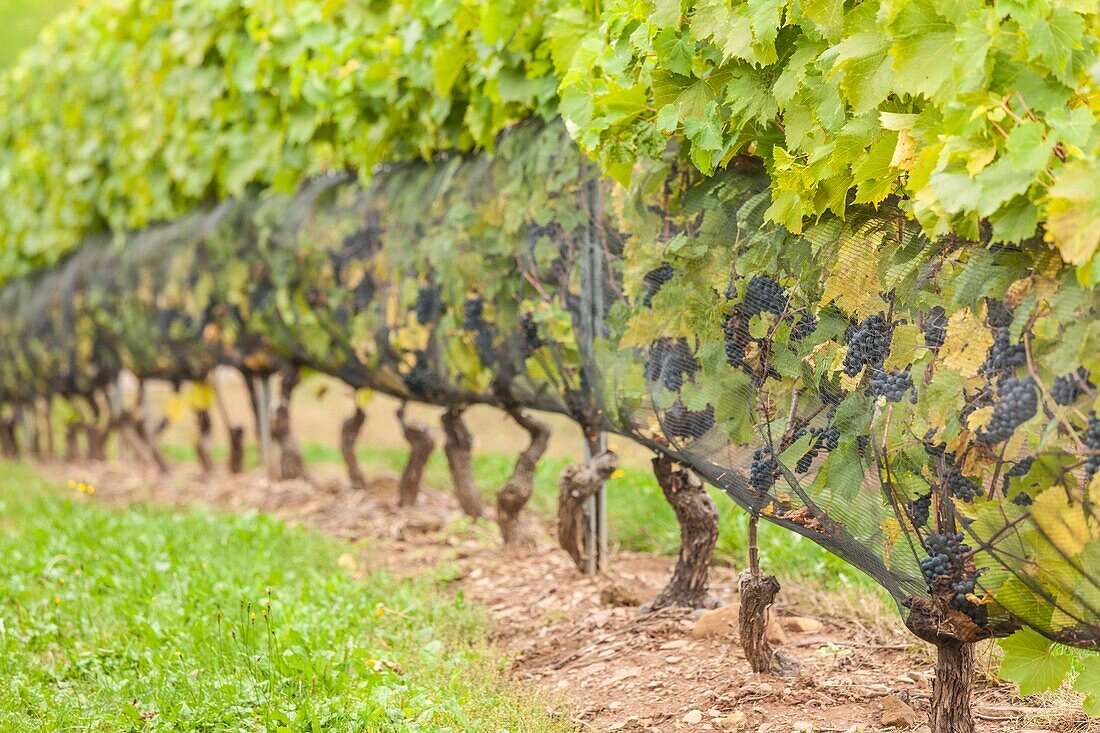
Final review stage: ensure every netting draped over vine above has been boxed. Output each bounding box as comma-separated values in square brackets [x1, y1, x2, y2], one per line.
[1, 120, 1098, 650]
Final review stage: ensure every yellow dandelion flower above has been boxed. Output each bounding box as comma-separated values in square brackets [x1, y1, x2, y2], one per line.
[58, 577, 65, 585]
[77, 482, 86, 493]
[87, 486, 95, 495]
[611, 469, 624, 479]
[374, 603, 386, 618]
[53, 596, 61, 606]
[249, 611, 257, 621]
[68, 479, 76, 489]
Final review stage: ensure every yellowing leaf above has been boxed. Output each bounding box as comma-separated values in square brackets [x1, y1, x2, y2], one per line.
[1045, 161, 1100, 266]
[940, 310, 993, 376]
[1031, 487, 1095, 558]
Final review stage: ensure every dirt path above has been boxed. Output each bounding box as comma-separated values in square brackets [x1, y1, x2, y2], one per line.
[48, 460, 1090, 733]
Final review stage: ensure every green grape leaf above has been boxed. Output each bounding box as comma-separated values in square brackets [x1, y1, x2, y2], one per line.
[999, 628, 1073, 697]
[1075, 653, 1100, 717]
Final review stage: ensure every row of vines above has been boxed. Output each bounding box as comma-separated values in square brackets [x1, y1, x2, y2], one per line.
[1, 1, 1099, 732]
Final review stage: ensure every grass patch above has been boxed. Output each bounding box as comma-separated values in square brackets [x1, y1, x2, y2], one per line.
[0, 462, 570, 732]
[166, 439, 882, 599]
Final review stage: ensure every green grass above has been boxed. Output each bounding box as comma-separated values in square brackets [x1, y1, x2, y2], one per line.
[0, 0, 71, 68]
[166, 439, 881, 597]
[0, 462, 570, 732]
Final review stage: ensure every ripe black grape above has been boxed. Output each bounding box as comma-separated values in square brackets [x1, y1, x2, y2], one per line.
[749, 446, 778, 492]
[921, 533, 985, 624]
[663, 400, 715, 440]
[1051, 367, 1092, 406]
[869, 368, 914, 403]
[519, 312, 542, 354]
[1083, 412, 1100, 481]
[986, 298, 1014, 328]
[907, 492, 931, 527]
[924, 306, 947, 350]
[981, 376, 1037, 444]
[742, 275, 788, 316]
[981, 327, 1026, 376]
[641, 263, 676, 307]
[945, 467, 980, 502]
[843, 313, 892, 377]
[1002, 456, 1035, 491]
[789, 308, 818, 342]
[645, 338, 697, 392]
[414, 284, 442, 325]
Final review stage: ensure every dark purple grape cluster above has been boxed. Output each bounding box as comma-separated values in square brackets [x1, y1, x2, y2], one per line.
[414, 284, 442, 325]
[981, 327, 1026, 376]
[519, 312, 542, 354]
[1051, 367, 1092, 406]
[793, 425, 840, 473]
[920, 532, 968, 587]
[986, 298, 1014, 327]
[644, 338, 697, 392]
[950, 574, 988, 625]
[663, 400, 715, 440]
[790, 308, 818, 342]
[742, 275, 788, 316]
[945, 467, 980, 502]
[869, 368, 914, 403]
[1084, 412, 1100, 482]
[981, 376, 1037, 444]
[462, 296, 496, 364]
[641, 263, 676, 307]
[843, 313, 892, 377]
[403, 351, 441, 398]
[907, 492, 931, 527]
[924, 306, 947, 350]
[749, 446, 778, 492]
[1002, 456, 1035, 491]
[462, 296, 484, 329]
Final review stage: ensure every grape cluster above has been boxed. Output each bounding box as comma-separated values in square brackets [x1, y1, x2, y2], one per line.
[945, 467, 980, 503]
[790, 308, 818, 342]
[1002, 456, 1035, 491]
[869, 368, 914, 403]
[843, 313, 892, 377]
[663, 400, 715, 440]
[793, 425, 840, 473]
[981, 376, 1037, 444]
[950, 574, 988, 626]
[644, 338, 697, 392]
[519, 312, 542, 355]
[641, 263, 676, 307]
[986, 298, 1014, 328]
[920, 532, 968, 587]
[749, 447, 779, 492]
[414, 284, 443, 325]
[742, 275, 788, 316]
[1084, 412, 1100, 482]
[981, 327, 1026, 376]
[403, 351, 441, 399]
[924, 306, 947, 350]
[1051, 367, 1092, 406]
[907, 492, 931, 527]
[462, 296, 496, 364]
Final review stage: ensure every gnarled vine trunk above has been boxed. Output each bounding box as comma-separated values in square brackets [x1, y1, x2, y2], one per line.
[441, 406, 483, 519]
[904, 597, 977, 733]
[64, 421, 82, 461]
[557, 450, 618, 572]
[397, 402, 434, 507]
[341, 407, 367, 489]
[739, 513, 794, 675]
[646, 456, 720, 610]
[496, 408, 550, 547]
[194, 408, 215, 473]
[272, 365, 308, 481]
[84, 393, 109, 461]
[0, 418, 19, 459]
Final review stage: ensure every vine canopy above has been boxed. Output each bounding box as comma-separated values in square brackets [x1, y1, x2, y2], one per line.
[1, 0, 1099, 281]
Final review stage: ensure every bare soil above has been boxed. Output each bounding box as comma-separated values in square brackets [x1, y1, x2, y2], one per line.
[46, 459, 1095, 733]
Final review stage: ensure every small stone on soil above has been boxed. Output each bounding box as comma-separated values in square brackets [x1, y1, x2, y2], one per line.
[683, 709, 704, 724]
[879, 695, 918, 728]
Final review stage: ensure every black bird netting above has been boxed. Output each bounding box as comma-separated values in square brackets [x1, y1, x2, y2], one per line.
[1, 120, 1098, 651]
